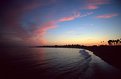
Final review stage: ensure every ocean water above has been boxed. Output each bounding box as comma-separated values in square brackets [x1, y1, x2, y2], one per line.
[0, 48, 121, 79]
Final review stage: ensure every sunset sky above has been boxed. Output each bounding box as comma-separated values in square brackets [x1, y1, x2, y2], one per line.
[1, 0, 121, 46]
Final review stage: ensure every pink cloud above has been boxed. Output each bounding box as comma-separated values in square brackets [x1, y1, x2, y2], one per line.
[83, 0, 110, 10]
[58, 12, 93, 22]
[33, 21, 57, 45]
[33, 12, 94, 45]
[87, 0, 110, 5]
[58, 12, 80, 22]
[58, 16, 76, 22]
[84, 5, 98, 10]
[35, 21, 57, 35]
[33, 12, 93, 44]
[96, 13, 118, 19]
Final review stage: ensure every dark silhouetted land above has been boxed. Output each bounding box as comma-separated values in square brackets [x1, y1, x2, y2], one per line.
[85, 46, 121, 70]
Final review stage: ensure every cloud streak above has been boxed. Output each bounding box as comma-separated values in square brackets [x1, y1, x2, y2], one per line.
[96, 13, 118, 19]
[83, 0, 110, 10]
[35, 21, 57, 36]
[87, 0, 110, 5]
[32, 12, 93, 45]
[58, 12, 93, 22]
[33, 21, 57, 45]
[83, 5, 98, 10]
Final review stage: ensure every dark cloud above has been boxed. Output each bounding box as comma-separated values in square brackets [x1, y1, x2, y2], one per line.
[0, 0, 40, 46]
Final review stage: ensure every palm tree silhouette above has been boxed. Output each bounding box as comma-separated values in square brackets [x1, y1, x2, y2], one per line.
[108, 40, 112, 45]
[108, 39, 121, 46]
[116, 39, 120, 45]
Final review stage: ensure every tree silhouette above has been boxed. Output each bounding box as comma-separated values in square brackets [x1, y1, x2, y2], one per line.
[116, 39, 120, 45]
[108, 40, 112, 45]
[108, 39, 121, 46]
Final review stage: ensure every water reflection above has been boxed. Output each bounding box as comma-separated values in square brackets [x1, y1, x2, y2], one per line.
[0, 48, 121, 79]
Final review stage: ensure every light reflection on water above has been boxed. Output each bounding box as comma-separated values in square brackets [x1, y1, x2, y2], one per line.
[0, 48, 121, 79]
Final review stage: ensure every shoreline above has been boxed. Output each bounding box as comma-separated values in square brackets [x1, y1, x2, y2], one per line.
[1, 45, 121, 70]
[34, 45, 121, 70]
[84, 46, 121, 70]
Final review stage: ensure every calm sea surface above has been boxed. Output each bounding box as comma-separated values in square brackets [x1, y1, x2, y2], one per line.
[0, 48, 121, 79]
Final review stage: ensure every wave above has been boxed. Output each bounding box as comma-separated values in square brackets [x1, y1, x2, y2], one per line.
[79, 49, 91, 59]
[79, 49, 121, 79]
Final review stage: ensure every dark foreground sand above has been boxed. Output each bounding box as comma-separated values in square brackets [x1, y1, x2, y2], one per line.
[84, 46, 121, 70]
